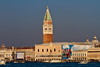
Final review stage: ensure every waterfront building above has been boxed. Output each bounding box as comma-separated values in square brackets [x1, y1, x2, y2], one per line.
[72, 50, 87, 61]
[87, 45, 100, 61]
[0, 44, 13, 62]
[14, 47, 35, 62]
[35, 42, 92, 61]
[35, 43, 62, 61]
[83, 36, 100, 61]
[25, 50, 35, 61]
[43, 6, 53, 44]
[0, 45, 35, 62]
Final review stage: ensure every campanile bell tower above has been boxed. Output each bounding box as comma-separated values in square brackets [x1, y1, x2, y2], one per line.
[43, 6, 53, 43]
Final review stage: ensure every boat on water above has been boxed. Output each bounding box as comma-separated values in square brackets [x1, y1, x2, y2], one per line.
[42, 60, 49, 63]
[50, 60, 61, 63]
[79, 61, 88, 64]
[0, 60, 6, 65]
[42, 60, 61, 63]
[22, 61, 25, 63]
[14, 61, 18, 63]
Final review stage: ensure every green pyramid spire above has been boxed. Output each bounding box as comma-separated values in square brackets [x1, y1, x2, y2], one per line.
[44, 6, 52, 21]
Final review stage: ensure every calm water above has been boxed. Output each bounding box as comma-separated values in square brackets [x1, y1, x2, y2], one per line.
[0, 62, 100, 67]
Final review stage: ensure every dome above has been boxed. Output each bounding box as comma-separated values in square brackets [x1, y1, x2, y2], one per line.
[93, 35, 97, 40]
[92, 40, 99, 43]
[92, 35, 99, 43]
[86, 39, 90, 42]
[85, 35, 90, 42]
[1, 44, 5, 48]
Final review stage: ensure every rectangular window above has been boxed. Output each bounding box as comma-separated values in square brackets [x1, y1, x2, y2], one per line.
[38, 49, 39, 52]
[50, 50, 52, 52]
[54, 49, 56, 52]
[49, 28, 51, 30]
[47, 49, 48, 52]
[45, 28, 47, 30]
[42, 49, 44, 52]
[85, 54, 86, 56]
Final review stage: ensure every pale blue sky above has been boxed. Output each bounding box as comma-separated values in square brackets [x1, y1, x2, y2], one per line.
[0, 0, 100, 47]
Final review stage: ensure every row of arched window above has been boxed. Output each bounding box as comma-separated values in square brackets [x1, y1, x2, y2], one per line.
[44, 28, 52, 30]
[72, 53, 86, 56]
[73, 58, 86, 60]
[36, 58, 61, 61]
[37, 48, 60, 52]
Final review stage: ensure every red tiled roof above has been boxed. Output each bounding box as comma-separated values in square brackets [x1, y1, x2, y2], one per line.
[95, 44, 100, 47]
[4, 47, 35, 49]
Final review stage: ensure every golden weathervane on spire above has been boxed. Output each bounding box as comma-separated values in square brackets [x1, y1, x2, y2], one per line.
[47, 6, 48, 9]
